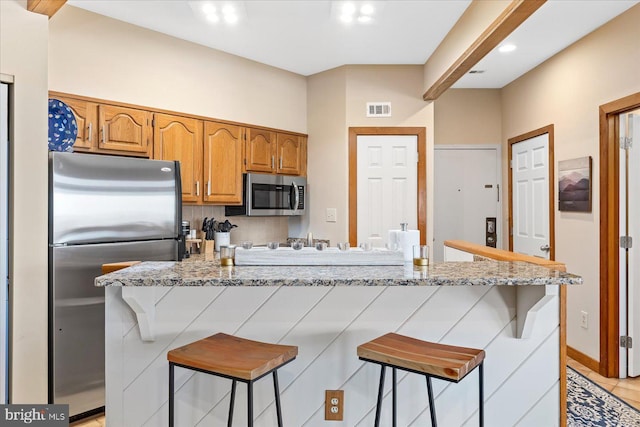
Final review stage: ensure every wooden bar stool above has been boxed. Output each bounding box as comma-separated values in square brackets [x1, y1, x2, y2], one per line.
[357, 332, 485, 427]
[167, 333, 298, 427]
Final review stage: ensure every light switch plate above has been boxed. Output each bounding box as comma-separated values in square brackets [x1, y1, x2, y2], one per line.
[326, 208, 337, 222]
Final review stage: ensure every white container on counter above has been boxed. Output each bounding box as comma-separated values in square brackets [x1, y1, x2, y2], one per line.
[388, 223, 420, 262]
[214, 231, 230, 252]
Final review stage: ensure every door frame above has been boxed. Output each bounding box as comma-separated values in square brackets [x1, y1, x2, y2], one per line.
[348, 127, 426, 247]
[507, 125, 556, 259]
[599, 92, 640, 378]
[507, 124, 561, 424]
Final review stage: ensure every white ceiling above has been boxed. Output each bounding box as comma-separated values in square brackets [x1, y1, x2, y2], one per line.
[66, 0, 638, 88]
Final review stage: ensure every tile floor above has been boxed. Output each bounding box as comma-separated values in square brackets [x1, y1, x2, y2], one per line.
[70, 358, 640, 426]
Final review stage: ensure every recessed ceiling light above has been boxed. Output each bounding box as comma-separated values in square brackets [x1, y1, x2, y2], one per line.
[342, 3, 356, 15]
[224, 13, 238, 24]
[202, 3, 216, 15]
[498, 44, 517, 53]
[360, 4, 374, 15]
[340, 14, 353, 23]
[222, 4, 235, 15]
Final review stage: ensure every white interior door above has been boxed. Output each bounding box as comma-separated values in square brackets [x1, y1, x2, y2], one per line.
[357, 135, 417, 247]
[434, 146, 501, 262]
[624, 111, 640, 377]
[512, 134, 550, 259]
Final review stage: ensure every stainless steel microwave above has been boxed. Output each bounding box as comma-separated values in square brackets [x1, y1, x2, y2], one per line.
[225, 173, 306, 216]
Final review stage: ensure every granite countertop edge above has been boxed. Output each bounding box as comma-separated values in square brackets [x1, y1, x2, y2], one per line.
[95, 259, 583, 288]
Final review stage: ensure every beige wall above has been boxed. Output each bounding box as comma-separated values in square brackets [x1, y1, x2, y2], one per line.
[434, 89, 502, 145]
[307, 65, 434, 247]
[48, 6, 307, 133]
[0, 0, 49, 402]
[501, 4, 640, 361]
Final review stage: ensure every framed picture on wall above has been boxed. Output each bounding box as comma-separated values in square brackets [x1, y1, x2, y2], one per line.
[558, 156, 592, 212]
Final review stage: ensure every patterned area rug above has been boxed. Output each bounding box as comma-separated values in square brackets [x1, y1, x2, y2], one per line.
[568, 366, 640, 426]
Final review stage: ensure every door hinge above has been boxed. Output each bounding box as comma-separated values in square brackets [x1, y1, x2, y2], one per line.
[621, 336, 633, 349]
[416, 152, 419, 163]
[510, 159, 513, 169]
[620, 235, 633, 249]
[620, 136, 633, 150]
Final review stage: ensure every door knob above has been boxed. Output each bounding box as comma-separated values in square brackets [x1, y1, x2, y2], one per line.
[540, 244, 550, 252]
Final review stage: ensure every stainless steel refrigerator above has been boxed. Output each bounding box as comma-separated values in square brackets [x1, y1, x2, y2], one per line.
[48, 152, 182, 419]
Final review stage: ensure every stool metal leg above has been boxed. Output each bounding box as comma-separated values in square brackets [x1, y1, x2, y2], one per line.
[169, 363, 175, 427]
[273, 371, 284, 427]
[374, 365, 386, 427]
[228, 380, 237, 427]
[392, 368, 397, 427]
[248, 381, 254, 427]
[479, 362, 484, 427]
[426, 376, 437, 427]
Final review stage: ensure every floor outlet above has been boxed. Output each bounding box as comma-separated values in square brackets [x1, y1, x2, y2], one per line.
[325, 390, 344, 421]
[580, 311, 588, 329]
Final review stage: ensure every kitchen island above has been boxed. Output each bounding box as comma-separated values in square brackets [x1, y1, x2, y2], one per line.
[96, 244, 580, 427]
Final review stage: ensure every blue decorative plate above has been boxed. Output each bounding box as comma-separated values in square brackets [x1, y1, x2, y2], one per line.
[48, 99, 78, 152]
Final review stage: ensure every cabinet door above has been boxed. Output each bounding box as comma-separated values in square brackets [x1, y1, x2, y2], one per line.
[153, 114, 203, 204]
[203, 121, 243, 204]
[99, 105, 152, 156]
[53, 96, 98, 151]
[245, 127, 276, 173]
[276, 133, 303, 175]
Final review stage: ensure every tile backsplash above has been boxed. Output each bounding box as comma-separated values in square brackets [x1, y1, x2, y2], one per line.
[182, 205, 289, 245]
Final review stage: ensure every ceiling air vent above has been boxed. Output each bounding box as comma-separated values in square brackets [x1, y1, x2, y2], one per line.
[366, 102, 392, 117]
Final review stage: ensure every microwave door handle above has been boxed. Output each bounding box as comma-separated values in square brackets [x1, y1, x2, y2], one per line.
[291, 182, 299, 212]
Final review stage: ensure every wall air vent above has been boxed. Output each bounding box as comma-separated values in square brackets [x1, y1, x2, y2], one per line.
[366, 102, 392, 117]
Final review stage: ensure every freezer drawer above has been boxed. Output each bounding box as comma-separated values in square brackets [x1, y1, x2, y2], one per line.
[50, 240, 177, 417]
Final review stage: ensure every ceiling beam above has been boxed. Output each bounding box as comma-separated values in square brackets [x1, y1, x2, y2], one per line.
[423, 0, 546, 101]
[27, 0, 67, 19]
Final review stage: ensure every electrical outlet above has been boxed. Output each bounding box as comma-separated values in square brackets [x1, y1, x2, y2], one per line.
[580, 311, 588, 329]
[325, 390, 344, 421]
[326, 208, 337, 223]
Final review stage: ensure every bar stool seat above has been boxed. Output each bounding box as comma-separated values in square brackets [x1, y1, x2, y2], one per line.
[358, 332, 485, 427]
[168, 333, 298, 427]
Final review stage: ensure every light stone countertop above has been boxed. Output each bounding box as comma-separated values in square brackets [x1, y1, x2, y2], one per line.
[94, 254, 582, 287]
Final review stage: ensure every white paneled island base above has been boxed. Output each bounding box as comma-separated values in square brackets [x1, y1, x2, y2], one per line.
[99, 255, 580, 426]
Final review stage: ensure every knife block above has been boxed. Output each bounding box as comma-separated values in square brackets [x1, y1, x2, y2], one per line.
[201, 231, 214, 256]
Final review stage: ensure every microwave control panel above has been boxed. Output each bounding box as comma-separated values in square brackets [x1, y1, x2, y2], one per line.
[296, 185, 305, 209]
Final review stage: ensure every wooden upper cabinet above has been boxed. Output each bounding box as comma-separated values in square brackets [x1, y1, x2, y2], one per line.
[99, 105, 152, 156]
[203, 121, 243, 205]
[276, 133, 304, 176]
[52, 96, 98, 151]
[153, 114, 203, 204]
[245, 127, 277, 173]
